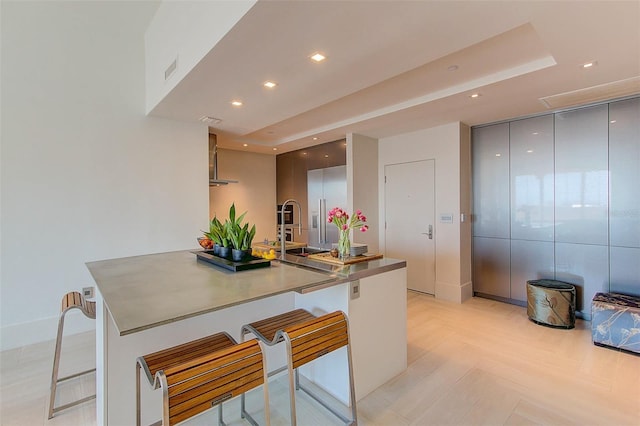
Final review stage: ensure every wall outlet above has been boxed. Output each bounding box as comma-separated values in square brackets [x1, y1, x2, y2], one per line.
[350, 280, 360, 300]
[82, 286, 94, 299]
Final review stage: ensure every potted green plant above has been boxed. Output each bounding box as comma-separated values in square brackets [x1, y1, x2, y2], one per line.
[216, 220, 231, 258]
[226, 203, 257, 261]
[235, 223, 256, 260]
[202, 216, 223, 255]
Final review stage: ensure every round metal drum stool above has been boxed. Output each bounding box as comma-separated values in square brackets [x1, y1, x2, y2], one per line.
[526, 279, 576, 329]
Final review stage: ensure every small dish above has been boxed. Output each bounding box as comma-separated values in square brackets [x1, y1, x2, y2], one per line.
[197, 237, 213, 249]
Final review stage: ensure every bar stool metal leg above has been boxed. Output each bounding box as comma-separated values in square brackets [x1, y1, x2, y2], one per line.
[240, 309, 317, 423]
[48, 291, 96, 419]
[282, 311, 357, 426]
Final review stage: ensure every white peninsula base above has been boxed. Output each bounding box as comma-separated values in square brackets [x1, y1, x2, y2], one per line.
[91, 253, 406, 426]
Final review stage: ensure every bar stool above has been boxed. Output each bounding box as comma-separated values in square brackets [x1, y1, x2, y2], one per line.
[48, 291, 96, 419]
[241, 310, 357, 425]
[136, 332, 270, 426]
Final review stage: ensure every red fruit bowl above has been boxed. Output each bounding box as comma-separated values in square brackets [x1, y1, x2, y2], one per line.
[197, 237, 213, 249]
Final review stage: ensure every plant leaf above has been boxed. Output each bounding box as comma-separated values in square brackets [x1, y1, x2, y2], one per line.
[236, 211, 247, 225]
[229, 203, 236, 224]
[245, 224, 256, 249]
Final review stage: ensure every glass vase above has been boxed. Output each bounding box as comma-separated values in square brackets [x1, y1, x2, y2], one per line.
[338, 230, 351, 260]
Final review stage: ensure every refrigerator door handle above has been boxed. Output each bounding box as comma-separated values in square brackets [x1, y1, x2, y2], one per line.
[318, 198, 323, 244]
[322, 198, 327, 243]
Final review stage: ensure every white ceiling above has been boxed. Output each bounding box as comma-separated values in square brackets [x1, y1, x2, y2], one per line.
[148, 0, 640, 154]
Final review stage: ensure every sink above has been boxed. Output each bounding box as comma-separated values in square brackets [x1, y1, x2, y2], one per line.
[286, 247, 328, 257]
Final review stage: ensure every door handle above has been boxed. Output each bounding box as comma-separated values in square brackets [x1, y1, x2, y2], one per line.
[421, 225, 433, 239]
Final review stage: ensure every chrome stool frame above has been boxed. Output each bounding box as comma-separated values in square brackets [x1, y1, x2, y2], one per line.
[241, 309, 357, 426]
[48, 291, 97, 419]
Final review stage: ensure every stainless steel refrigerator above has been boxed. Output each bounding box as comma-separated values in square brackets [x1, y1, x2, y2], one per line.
[307, 165, 347, 250]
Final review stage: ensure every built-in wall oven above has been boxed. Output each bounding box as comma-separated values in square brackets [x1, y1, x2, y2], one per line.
[277, 204, 294, 242]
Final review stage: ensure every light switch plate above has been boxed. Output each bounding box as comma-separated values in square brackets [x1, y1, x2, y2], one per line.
[440, 213, 453, 223]
[82, 286, 94, 299]
[350, 280, 360, 299]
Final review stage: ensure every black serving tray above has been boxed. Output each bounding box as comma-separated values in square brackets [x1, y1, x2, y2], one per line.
[195, 250, 271, 272]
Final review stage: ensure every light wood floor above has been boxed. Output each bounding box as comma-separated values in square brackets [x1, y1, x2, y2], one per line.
[1, 292, 639, 425]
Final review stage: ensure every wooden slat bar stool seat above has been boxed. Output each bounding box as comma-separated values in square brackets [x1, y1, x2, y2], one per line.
[241, 310, 357, 426]
[241, 309, 316, 345]
[48, 291, 97, 419]
[136, 332, 270, 426]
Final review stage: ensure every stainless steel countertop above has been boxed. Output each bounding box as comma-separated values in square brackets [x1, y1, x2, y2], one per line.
[278, 253, 406, 289]
[86, 250, 405, 336]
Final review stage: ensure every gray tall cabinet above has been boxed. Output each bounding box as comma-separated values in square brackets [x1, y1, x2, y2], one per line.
[609, 99, 640, 295]
[472, 97, 640, 318]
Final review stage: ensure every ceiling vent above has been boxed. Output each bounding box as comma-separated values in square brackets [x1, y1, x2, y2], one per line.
[164, 57, 177, 81]
[540, 76, 640, 109]
[200, 116, 222, 124]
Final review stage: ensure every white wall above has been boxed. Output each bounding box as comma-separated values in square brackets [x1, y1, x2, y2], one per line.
[379, 122, 472, 303]
[209, 148, 277, 242]
[1, 1, 209, 350]
[347, 133, 379, 253]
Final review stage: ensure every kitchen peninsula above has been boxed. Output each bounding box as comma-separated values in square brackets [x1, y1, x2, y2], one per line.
[86, 250, 407, 426]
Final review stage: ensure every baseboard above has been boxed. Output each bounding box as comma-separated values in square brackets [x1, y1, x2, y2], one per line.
[576, 310, 591, 321]
[475, 292, 527, 307]
[460, 281, 473, 302]
[435, 281, 473, 303]
[474, 292, 593, 321]
[1, 310, 94, 351]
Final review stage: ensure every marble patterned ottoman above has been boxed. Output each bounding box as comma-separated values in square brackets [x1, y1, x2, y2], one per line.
[591, 292, 640, 354]
[526, 279, 576, 329]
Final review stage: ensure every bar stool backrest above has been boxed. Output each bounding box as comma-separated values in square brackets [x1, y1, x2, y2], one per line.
[62, 291, 96, 319]
[139, 332, 237, 385]
[282, 311, 350, 369]
[156, 339, 268, 426]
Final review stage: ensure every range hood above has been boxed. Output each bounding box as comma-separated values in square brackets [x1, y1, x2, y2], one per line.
[209, 133, 238, 186]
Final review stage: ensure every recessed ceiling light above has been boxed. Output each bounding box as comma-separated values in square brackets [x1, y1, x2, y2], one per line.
[610, 120, 617, 124]
[324, 154, 329, 158]
[243, 143, 248, 147]
[495, 153, 501, 157]
[231, 100, 243, 107]
[526, 149, 534, 153]
[310, 52, 326, 62]
[312, 137, 318, 141]
[302, 152, 307, 155]
[263, 81, 277, 89]
[272, 148, 277, 151]
[470, 93, 481, 98]
[532, 132, 539, 135]
[582, 61, 597, 69]
[447, 65, 459, 72]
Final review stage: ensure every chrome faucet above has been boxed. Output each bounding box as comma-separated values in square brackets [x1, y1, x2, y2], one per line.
[280, 199, 302, 259]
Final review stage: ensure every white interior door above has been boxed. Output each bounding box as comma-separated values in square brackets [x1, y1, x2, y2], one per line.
[385, 160, 435, 294]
